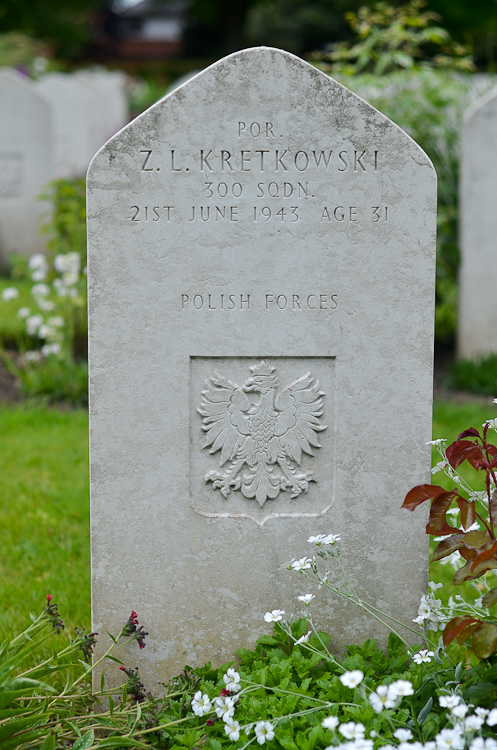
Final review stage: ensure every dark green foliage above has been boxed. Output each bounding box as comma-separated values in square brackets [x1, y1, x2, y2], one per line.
[447, 354, 497, 395]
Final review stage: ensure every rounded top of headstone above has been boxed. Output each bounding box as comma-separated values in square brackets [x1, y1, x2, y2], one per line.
[464, 84, 497, 126]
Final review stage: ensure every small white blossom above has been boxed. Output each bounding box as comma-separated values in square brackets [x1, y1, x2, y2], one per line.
[429, 581, 443, 591]
[339, 722, 365, 739]
[223, 668, 241, 693]
[254, 721, 275, 744]
[394, 729, 413, 742]
[464, 715, 484, 731]
[322, 533, 341, 545]
[29, 254, 48, 280]
[353, 740, 374, 750]
[474, 708, 488, 719]
[339, 670, 364, 688]
[41, 343, 61, 357]
[47, 316, 64, 328]
[427, 439, 446, 446]
[17, 307, 30, 318]
[389, 680, 414, 697]
[38, 324, 55, 340]
[264, 609, 285, 622]
[291, 557, 312, 571]
[439, 551, 462, 570]
[413, 649, 434, 664]
[439, 695, 461, 708]
[368, 685, 397, 712]
[470, 739, 497, 750]
[434, 728, 464, 750]
[224, 718, 241, 741]
[26, 314, 43, 336]
[322, 716, 339, 730]
[308, 534, 326, 544]
[191, 691, 211, 717]
[38, 299, 55, 311]
[297, 594, 315, 606]
[214, 696, 236, 720]
[24, 350, 42, 362]
[295, 631, 311, 645]
[31, 283, 50, 297]
[1, 287, 19, 301]
[484, 419, 497, 430]
[487, 708, 497, 726]
[451, 704, 468, 719]
[432, 460, 448, 474]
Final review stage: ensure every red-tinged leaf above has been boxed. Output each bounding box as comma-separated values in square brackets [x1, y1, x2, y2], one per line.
[482, 587, 497, 609]
[472, 621, 497, 659]
[460, 546, 477, 561]
[457, 622, 481, 645]
[453, 559, 484, 584]
[458, 428, 481, 440]
[463, 529, 491, 549]
[402, 484, 451, 512]
[487, 444, 497, 458]
[426, 493, 459, 535]
[489, 490, 497, 527]
[471, 559, 497, 578]
[443, 616, 480, 647]
[431, 534, 465, 562]
[456, 497, 476, 531]
[446, 440, 483, 469]
[470, 541, 497, 572]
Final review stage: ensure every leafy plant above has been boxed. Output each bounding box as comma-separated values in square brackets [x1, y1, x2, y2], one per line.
[447, 355, 497, 396]
[403, 416, 497, 658]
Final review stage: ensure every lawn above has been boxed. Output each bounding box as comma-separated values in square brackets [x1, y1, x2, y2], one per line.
[0, 397, 495, 643]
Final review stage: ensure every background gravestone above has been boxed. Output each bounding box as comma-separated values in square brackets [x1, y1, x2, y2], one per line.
[87, 48, 436, 684]
[0, 69, 51, 261]
[458, 87, 497, 359]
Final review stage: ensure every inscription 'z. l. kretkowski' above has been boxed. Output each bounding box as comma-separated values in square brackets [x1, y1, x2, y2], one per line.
[198, 360, 327, 507]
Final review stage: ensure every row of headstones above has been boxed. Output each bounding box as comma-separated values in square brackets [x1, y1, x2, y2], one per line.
[0, 67, 128, 260]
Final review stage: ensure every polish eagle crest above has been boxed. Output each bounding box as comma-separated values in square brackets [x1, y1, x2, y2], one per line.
[197, 361, 327, 507]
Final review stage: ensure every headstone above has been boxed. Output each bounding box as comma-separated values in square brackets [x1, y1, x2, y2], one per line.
[35, 73, 93, 178]
[87, 48, 437, 684]
[71, 73, 110, 156]
[0, 69, 51, 261]
[458, 87, 497, 359]
[86, 70, 128, 137]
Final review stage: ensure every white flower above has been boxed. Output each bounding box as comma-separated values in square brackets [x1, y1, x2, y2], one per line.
[474, 708, 488, 719]
[368, 685, 397, 712]
[413, 649, 434, 664]
[224, 718, 241, 741]
[17, 307, 30, 318]
[486, 708, 497, 725]
[29, 253, 47, 270]
[54, 252, 80, 276]
[191, 691, 211, 716]
[31, 269, 47, 281]
[322, 716, 339, 730]
[432, 460, 448, 474]
[254, 721, 275, 744]
[31, 283, 50, 297]
[38, 299, 55, 311]
[484, 419, 497, 430]
[339, 670, 364, 688]
[291, 557, 312, 571]
[264, 609, 285, 622]
[493, 398, 497, 404]
[223, 668, 241, 693]
[470, 739, 497, 750]
[439, 695, 461, 708]
[435, 728, 465, 750]
[464, 715, 484, 731]
[451, 704, 468, 719]
[429, 581, 443, 591]
[322, 533, 341, 545]
[26, 314, 43, 336]
[41, 343, 61, 357]
[394, 729, 413, 742]
[308, 534, 326, 544]
[417, 595, 432, 620]
[439, 551, 462, 570]
[389, 680, 414, 697]
[1, 287, 19, 301]
[427, 439, 446, 446]
[38, 324, 56, 340]
[24, 350, 42, 362]
[295, 631, 311, 645]
[298, 594, 315, 606]
[214, 696, 236, 720]
[353, 740, 374, 750]
[48, 316, 64, 328]
[339, 722, 365, 739]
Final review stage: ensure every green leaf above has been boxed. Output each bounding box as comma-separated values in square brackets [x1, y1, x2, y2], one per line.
[418, 696, 433, 724]
[472, 621, 497, 659]
[96, 738, 149, 749]
[73, 730, 95, 750]
[455, 662, 462, 682]
[40, 733, 56, 750]
[482, 588, 497, 609]
[109, 695, 114, 716]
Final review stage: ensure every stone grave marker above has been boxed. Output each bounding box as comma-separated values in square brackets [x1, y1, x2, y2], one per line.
[87, 48, 437, 684]
[0, 69, 51, 260]
[36, 73, 93, 178]
[459, 87, 497, 359]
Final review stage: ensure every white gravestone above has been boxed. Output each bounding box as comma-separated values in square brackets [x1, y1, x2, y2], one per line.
[84, 70, 128, 138]
[0, 70, 51, 260]
[36, 73, 93, 178]
[459, 87, 497, 359]
[88, 48, 437, 683]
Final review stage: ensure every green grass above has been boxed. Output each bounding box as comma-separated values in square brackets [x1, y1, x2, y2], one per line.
[0, 277, 34, 346]
[0, 403, 90, 643]
[0, 398, 495, 647]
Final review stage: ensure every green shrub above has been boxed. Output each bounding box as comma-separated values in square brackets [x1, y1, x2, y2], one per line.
[447, 354, 497, 396]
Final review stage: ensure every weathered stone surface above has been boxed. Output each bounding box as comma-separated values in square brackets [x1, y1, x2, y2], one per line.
[87, 48, 436, 684]
[459, 87, 497, 359]
[0, 69, 51, 260]
[36, 73, 93, 178]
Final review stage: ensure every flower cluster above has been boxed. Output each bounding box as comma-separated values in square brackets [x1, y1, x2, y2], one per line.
[44, 594, 65, 634]
[119, 665, 148, 702]
[74, 627, 98, 663]
[122, 610, 148, 649]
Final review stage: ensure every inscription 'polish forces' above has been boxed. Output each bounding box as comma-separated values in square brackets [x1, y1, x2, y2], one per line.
[198, 360, 327, 507]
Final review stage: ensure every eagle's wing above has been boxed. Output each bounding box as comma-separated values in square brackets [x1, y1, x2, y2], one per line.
[273, 372, 326, 465]
[197, 371, 251, 465]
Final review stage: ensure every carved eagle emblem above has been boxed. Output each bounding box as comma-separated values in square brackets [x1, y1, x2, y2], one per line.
[197, 360, 327, 507]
